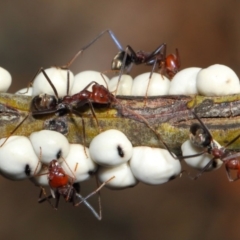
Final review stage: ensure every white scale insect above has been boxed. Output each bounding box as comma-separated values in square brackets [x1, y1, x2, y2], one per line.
[29, 130, 70, 165]
[0, 67, 12, 93]
[0, 136, 41, 180]
[169, 64, 240, 96]
[89, 129, 182, 188]
[15, 65, 240, 97]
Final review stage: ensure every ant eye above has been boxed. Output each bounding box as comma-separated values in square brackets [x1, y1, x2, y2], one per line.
[89, 129, 133, 167]
[129, 146, 181, 185]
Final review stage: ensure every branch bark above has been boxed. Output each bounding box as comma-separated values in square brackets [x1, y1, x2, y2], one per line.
[1, 93, 240, 155]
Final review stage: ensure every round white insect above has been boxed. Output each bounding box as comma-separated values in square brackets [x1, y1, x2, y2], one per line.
[61, 144, 97, 182]
[29, 130, 70, 165]
[108, 74, 133, 95]
[0, 67, 12, 92]
[98, 163, 138, 189]
[0, 136, 41, 180]
[131, 72, 170, 96]
[15, 87, 33, 96]
[70, 70, 109, 95]
[129, 146, 181, 185]
[89, 129, 133, 167]
[168, 67, 201, 95]
[181, 139, 222, 171]
[32, 67, 74, 97]
[196, 64, 240, 96]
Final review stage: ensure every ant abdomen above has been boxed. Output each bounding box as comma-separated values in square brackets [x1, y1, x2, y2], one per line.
[111, 51, 133, 71]
[189, 123, 212, 148]
[32, 93, 58, 112]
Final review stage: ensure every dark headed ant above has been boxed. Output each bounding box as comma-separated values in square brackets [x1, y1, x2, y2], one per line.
[64, 29, 180, 78]
[1, 68, 116, 147]
[38, 159, 114, 220]
[185, 111, 240, 181]
[62, 30, 180, 97]
[31, 69, 116, 131]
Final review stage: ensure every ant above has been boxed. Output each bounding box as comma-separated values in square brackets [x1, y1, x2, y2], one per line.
[31, 69, 116, 130]
[61, 29, 180, 97]
[184, 111, 240, 181]
[37, 159, 114, 220]
[1, 68, 116, 147]
[63, 29, 180, 78]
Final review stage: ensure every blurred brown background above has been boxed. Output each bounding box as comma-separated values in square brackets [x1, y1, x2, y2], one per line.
[0, 0, 240, 239]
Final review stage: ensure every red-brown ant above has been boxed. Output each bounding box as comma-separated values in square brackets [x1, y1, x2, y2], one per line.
[64, 29, 180, 78]
[61, 30, 180, 97]
[31, 69, 116, 132]
[38, 159, 114, 220]
[185, 111, 240, 181]
[112, 44, 180, 79]
[2, 68, 116, 147]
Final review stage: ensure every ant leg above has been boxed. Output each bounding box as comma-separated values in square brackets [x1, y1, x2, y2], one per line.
[192, 157, 217, 180]
[38, 187, 55, 208]
[144, 57, 158, 106]
[224, 133, 240, 148]
[74, 191, 102, 220]
[39, 68, 59, 99]
[53, 191, 61, 210]
[71, 109, 88, 157]
[225, 165, 236, 182]
[0, 113, 30, 147]
[75, 176, 115, 206]
[113, 45, 136, 96]
[146, 43, 167, 62]
[87, 101, 101, 132]
[61, 29, 124, 69]
[75, 176, 115, 220]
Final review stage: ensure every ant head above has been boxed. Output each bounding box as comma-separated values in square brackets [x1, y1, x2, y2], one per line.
[48, 159, 59, 169]
[165, 49, 180, 78]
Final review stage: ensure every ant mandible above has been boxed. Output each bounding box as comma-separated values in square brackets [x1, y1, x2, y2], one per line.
[38, 159, 114, 220]
[186, 111, 240, 181]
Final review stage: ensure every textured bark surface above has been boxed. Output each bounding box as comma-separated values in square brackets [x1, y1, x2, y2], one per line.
[1, 93, 240, 154]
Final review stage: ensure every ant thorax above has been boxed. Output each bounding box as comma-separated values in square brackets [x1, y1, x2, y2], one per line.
[189, 123, 212, 148]
[111, 51, 132, 71]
